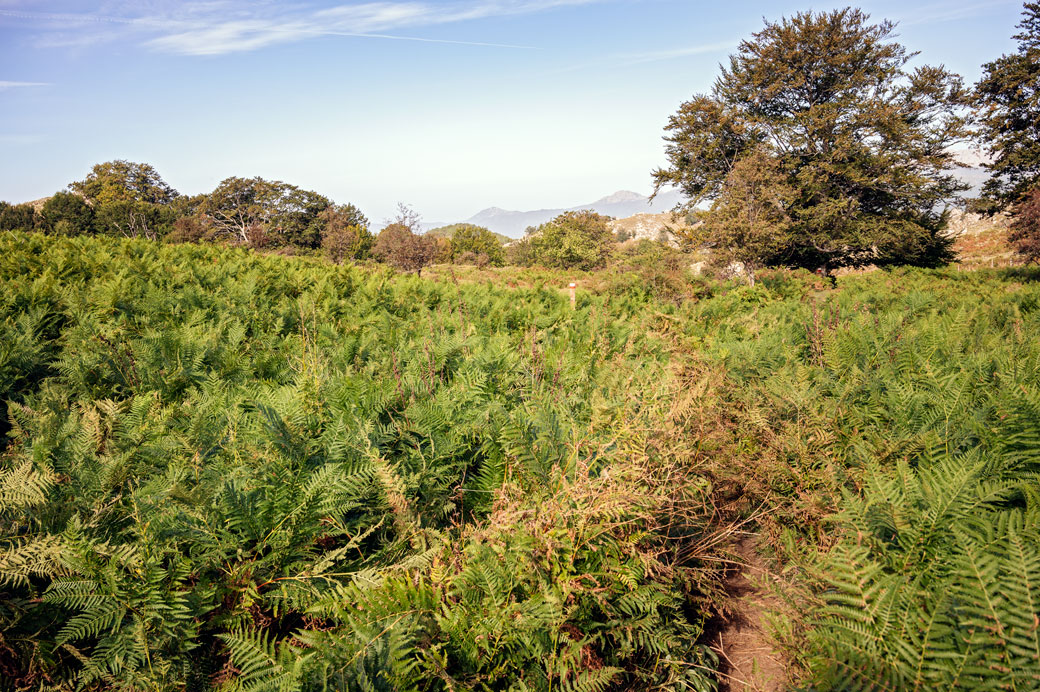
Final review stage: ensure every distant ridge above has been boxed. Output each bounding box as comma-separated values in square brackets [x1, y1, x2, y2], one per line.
[423, 189, 686, 237]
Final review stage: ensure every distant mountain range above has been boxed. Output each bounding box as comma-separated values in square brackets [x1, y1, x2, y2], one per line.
[423, 189, 686, 238]
[399, 157, 991, 239]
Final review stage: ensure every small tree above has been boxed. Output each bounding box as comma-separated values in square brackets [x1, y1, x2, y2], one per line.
[165, 214, 217, 244]
[449, 224, 504, 266]
[1009, 187, 1040, 263]
[974, 3, 1040, 211]
[701, 150, 793, 286]
[372, 224, 438, 276]
[319, 204, 373, 263]
[322, 224, 372, 264]
[530, 211, 614, 270]
[39, 192, 94, 236]
[506, 237, 537, 267]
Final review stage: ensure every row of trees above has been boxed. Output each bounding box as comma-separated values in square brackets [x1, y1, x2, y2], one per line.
[0, 160, 657, 275]
[0, 162, 370, 252]
[653, 4, 1040, 283]
[0, 163, 518, 271]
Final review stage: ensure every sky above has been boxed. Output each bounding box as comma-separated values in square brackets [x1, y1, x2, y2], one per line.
[0, 0, 1028, 224]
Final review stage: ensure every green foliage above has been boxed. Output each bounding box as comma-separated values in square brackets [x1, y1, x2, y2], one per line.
[40, 191, 95, 236]
[65, 161, 181, 241]
[699, 150, 794, 285]
[679, 266, 1040, 689]
[0, 202, 38, 232]
[974, 2, 1040, 211]
[197, 177, 333, 248]
[528, 211, 615, 270]
[0, 231, 721, 691]
[426, 223, 509, 246]
[653, 8, 966, 271]
[69, 160, 179, 207]
[444, 224, 505, 266]
[605, 240, 710, 307]
[319, 205, 372, 263]
[94, 200, 176, 240]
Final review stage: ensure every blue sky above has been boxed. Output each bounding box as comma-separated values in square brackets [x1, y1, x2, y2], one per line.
[0, 0, 1026, 223]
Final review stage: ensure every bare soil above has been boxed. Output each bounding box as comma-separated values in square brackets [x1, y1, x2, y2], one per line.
[707, 535, 788, 692]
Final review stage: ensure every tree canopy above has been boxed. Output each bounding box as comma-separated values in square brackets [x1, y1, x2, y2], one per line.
[974, 2, 1040, 211]
[0, 202, 37, 233]
[320, 204, 373, 263]
[526, 211, 615, 270]
[39, 192, 94, 236]
[446, 224, 505, 266]
[198, 177, 332, 248]
[653, 8, 968, 271]
[372, 223, 439, 275]
[698, 150, 794, 285]
[69, 160, 179, 206]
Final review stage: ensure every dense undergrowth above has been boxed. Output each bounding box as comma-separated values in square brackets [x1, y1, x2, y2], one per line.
[0, 232, 723, 691]
[4, 230, 1040, 691]
[680, 268, 1040, 690]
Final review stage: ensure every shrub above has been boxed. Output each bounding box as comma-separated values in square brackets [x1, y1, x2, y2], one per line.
[371, 223, 439, 276]
[529, 210, 614, 270]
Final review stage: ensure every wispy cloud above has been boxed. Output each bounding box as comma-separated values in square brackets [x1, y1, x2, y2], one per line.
[2, 1, 602, 55]
[0, 80, 49, 89]
[546, 39, 734, 76]
[614, 40, 735, 66]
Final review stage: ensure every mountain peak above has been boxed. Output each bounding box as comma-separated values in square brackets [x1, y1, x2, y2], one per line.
[594, 190, 647, 205]
[472, 206, 512, 217]
[463, 189, 684, 238]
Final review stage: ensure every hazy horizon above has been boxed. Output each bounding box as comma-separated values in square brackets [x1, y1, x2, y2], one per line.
[1, 0, 1025, 223]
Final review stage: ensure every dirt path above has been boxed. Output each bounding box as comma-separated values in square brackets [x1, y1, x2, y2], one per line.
[709, 535, 788, 692]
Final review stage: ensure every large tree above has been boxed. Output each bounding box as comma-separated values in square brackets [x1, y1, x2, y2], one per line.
[198, 177, 332, 248]
[69, 160, 179, 206]
[974, 3, 1040, 211]
[653, 8, 969, 271]
[69, 161, 180, 240]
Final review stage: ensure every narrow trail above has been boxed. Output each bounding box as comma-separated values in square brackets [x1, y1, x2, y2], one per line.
[709, 535, 788, 692]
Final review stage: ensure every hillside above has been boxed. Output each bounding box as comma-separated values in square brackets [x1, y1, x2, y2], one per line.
[610, 210, 698, 244]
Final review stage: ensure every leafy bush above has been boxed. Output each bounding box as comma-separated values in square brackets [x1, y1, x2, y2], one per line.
[528, 211, 615, 270]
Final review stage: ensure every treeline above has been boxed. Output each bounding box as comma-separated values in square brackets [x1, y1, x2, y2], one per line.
[0, 163, 657, 275]
[0, 161, 369, 252]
